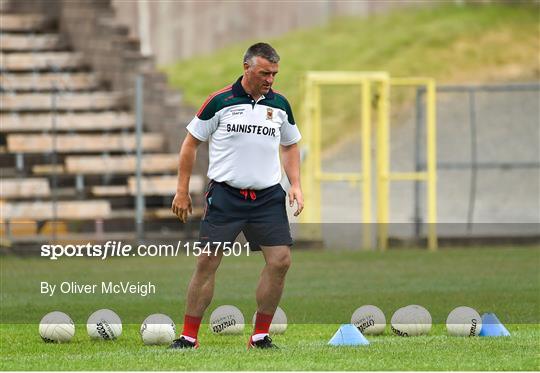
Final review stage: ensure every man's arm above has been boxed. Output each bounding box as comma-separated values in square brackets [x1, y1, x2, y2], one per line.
[172, 133, 202, 223]
[280, 143, 304, 216]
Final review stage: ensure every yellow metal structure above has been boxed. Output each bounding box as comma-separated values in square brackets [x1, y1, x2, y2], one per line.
[300, 72, 437, 251]
[381, 77, 438, 251]
[300, 71, 389, 249]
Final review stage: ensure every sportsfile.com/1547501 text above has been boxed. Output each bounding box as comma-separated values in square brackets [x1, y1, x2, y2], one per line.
[40, 241, 251, 260]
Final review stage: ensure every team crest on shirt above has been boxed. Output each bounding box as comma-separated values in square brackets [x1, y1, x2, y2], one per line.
[266, 108, 273, 120]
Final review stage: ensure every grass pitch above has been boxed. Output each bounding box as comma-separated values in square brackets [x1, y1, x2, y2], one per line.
[1, 247, 539, 370]
[1, 324, 538, 370]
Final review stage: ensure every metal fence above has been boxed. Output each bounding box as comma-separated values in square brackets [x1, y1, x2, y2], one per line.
[413, 83, 540, 238]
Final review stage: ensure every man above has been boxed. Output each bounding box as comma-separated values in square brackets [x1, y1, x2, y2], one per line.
[170, 42, 303, 350]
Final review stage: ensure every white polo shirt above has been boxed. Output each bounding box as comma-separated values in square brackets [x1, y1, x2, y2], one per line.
[186, 77, 301, 190]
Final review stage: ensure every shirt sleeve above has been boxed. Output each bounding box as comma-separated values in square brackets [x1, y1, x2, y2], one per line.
[186, 114, 219, 142]
[279, 101, 301, 146]
[186, 95, 220, 142]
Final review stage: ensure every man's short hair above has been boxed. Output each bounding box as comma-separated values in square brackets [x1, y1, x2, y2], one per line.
[243, 42, 280, 65]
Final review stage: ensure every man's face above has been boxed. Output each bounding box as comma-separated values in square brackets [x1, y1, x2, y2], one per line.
[243, 56, 279, 97]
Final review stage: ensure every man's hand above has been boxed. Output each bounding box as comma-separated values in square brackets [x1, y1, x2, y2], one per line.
[172, 192, 193, 223]
[287, 184, 304, 216]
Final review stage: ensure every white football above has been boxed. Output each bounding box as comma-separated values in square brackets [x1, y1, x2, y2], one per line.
[87, 309, 122, 340]
[39, 311, 75, 343]
[251, 306, 288, 334]
[446, 306, 482, 336]
[407, 305, 432, 335]
[391, 305, 432, 336]
[351, 305, 386, 335]
[140, 313, 176, 345]
[210, 305, 244, 334]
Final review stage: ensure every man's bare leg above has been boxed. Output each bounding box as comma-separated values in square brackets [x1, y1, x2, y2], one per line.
[256, 245, 291, 315]
[186, 251, 224, 317]
[249, 245, 291, 347]
[169, 251, 223, 349]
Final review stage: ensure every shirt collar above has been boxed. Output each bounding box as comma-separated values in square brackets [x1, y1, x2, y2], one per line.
[232, 76, 275, 99]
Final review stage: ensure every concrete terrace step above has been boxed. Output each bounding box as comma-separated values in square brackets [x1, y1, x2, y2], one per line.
[88, 176, 206, 198]
[91, 185, 129, 197]
[0, 14, 55, 32]
[0, 52, 86, 71]
[1, 200, 111, 220]
[0, 92, 124, 111]
[2, 230, 199, 246]
[7, 133, 164, 153]
[1, 33, 67, 51]
[0, 111, 134, 132]
[0, 72, 99, 91]
[65, 154, 178, 174]
[0, 178, 51, 198]
[110, 207, 203, 219]
[127, 175, 205, 196]
[32, 164, 64, 175]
